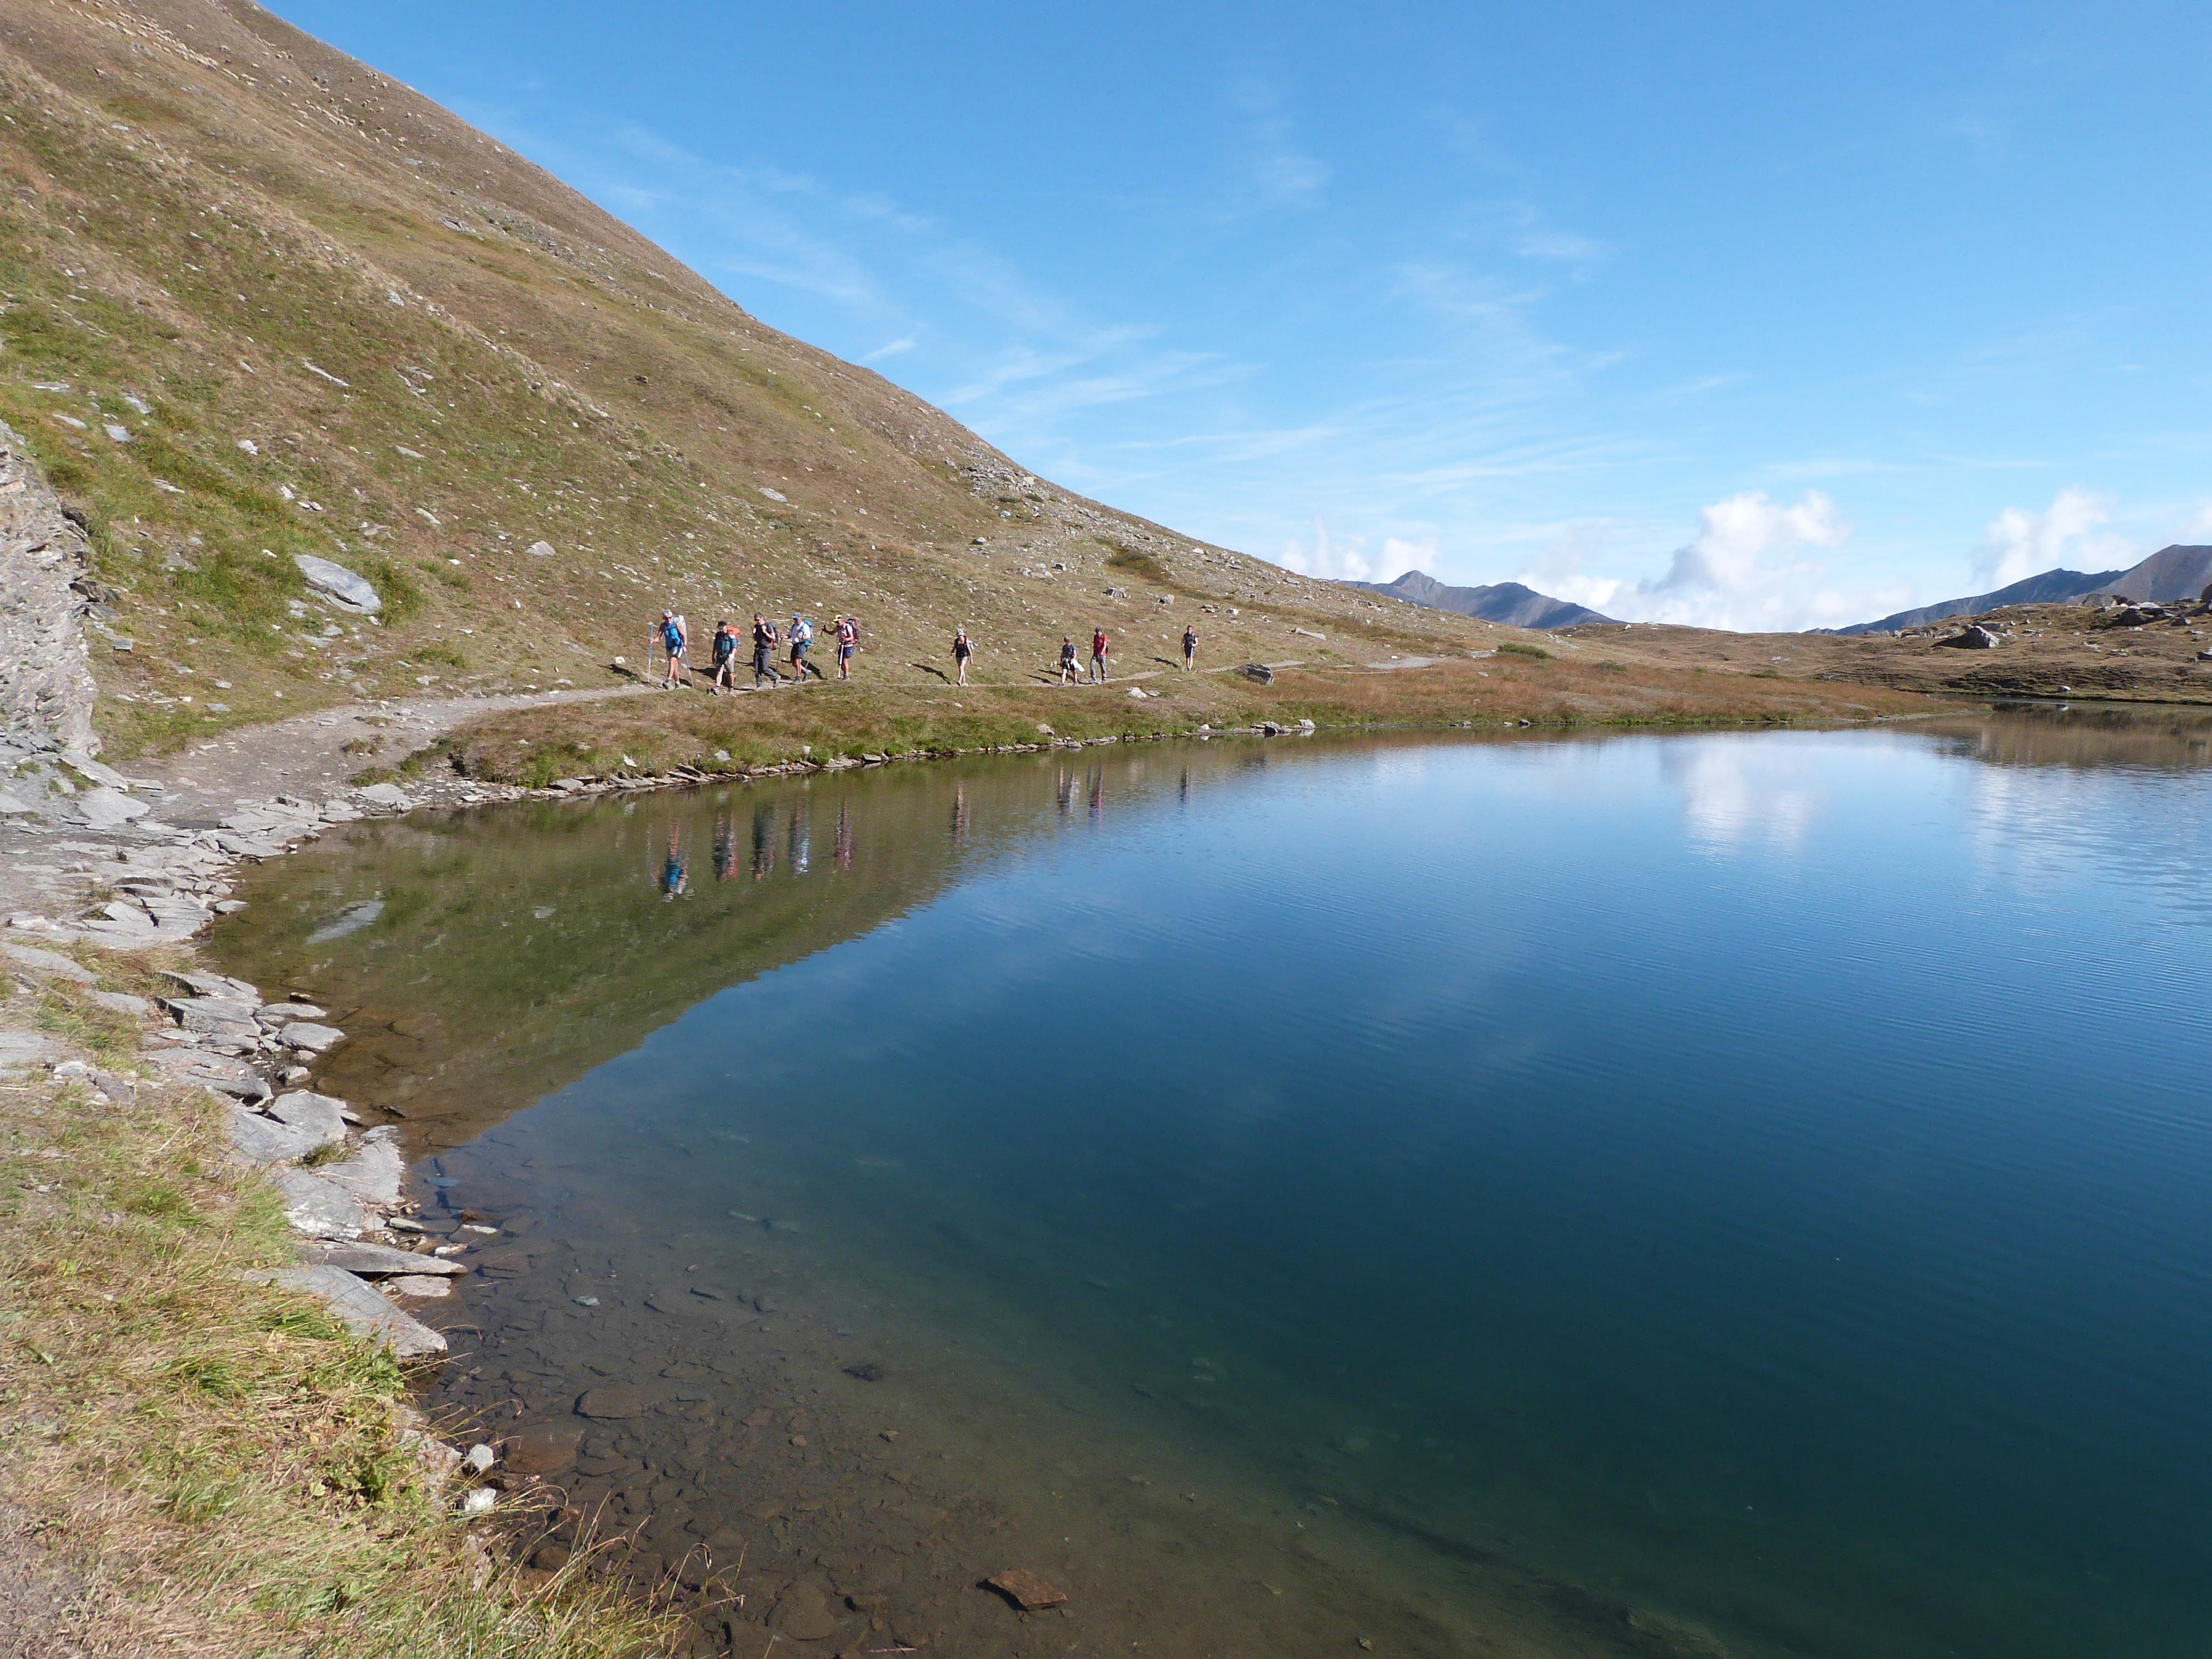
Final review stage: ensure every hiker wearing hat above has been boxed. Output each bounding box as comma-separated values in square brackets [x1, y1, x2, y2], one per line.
[659, 610, 688, 689]
[835, 614, 859, 679]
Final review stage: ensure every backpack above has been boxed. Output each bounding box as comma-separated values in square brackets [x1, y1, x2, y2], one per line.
[713, 630, 735, 662]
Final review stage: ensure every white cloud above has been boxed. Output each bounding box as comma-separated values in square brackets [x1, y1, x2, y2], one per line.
[1973, 487, 2131, 587]
[1279, 517, 1374, 582]
[1542, 489, 1908, 631]
[861, 336, 916, 364]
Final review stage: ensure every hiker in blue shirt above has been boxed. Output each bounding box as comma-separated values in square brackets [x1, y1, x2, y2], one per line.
[658, 610, 688, 689]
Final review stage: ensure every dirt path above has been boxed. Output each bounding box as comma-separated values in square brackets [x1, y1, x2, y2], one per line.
[134, 684, 653, 830]
[0, 686, 650, 924]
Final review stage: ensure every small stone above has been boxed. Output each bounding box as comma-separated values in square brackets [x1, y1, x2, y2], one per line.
[387, 1274, 452, 1298]
[458, 1486, 496, 1515]
[463, 1443, 496, 1473]
[985, 1569, 1068, 1611]
[527, 540, 556, 557]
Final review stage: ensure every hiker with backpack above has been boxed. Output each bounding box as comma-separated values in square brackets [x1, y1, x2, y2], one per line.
[659, 610, 688, 689]
[1089, 626, 1110, 684]
[835, 615, 859, 680]
[790, 614, 823, 680]
[752, 613, 779, 688]
[1058, 635, 1079, 684]
[710, 619, 739, 693]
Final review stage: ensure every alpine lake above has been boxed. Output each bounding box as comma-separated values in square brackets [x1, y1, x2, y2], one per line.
[207, 706, 2212, 1659]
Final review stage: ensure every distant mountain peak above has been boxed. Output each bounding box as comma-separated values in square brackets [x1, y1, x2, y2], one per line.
[1350, 570, 1613, 629]
[1830, 545, 2212, 635]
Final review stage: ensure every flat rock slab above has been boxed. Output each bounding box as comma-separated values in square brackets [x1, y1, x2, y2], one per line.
[302, 1239, 465, 1277]
[226, 1104, 326, 1165]
[0, 942, 96, 982]
[986, 1569, 1068, 1611]
[160, 968, 261, 1004]
[253, 1265, 444, 1360]
[387, 1274, 452, 1299]
[356, 782, 413, 811]
[279, 1020, 345, 1053]
[147, 1047, 270, 1103]
[316, 1129, 402, 1204]
[77, 787, 149, 828]
[268, 1090, 346, 1142]
[86, 989, 150, 1016]
[272, 1166, 371, 1238]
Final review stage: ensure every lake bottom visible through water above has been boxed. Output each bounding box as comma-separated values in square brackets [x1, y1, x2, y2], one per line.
[210, 711, 2212, 1659]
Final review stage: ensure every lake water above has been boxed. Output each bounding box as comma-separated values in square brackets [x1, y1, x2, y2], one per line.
[211, 708, 2212, 1659]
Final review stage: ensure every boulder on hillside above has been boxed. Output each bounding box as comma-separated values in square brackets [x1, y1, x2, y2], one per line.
[1935, 625, 2001, 649]
[293, 554, 381, 614]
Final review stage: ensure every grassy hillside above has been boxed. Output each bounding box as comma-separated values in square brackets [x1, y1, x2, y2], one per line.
[0, 0, 1509, 760]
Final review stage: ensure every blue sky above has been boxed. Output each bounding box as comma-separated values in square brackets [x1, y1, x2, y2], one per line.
[284, 1, 2211, 629]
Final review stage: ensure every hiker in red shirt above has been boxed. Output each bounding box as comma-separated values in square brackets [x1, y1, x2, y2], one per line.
[1089, 627, 1109, 684]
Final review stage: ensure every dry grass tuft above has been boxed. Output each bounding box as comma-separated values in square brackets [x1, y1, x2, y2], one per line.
[0, 1036, 680, 1657]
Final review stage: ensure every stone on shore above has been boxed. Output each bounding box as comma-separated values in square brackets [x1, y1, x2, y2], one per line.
[160, 968, 262, 1004]
[252, 1265, 445, 1360]
[278, 1020, 345, 1053]
[272, 1166, 371, 1238]
[268, 1091, 347, 1141]
[1, 942, 96, 982]
[356, 782, 412, 811]
[301, 1239, 466, 1277]
[226, 1104, 328, 1165]
[147, 1047, 271, 1103]
[316, 1127, 403, 1205]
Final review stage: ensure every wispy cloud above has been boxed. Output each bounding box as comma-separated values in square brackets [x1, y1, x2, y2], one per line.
[861, 336, 916, 364]
[1227, 80, 1331, 212]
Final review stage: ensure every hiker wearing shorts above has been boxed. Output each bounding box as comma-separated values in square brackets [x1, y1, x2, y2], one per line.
[1182, 624, 1198, 671]
[1058, 635, 1079, 685]
[790, 614, 816, 679]
[1089, 627, 1109, 684]
[659, 610, 688, 688]
[836, 615, 858, 680]
[711, 620, 738, 693]
[751, 614, 778, 688]
[952, 627, 973, 686]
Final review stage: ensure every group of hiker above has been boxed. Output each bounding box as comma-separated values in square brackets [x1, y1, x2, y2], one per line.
[652, 611, 1202, 691]
[656, 610, 860, 692]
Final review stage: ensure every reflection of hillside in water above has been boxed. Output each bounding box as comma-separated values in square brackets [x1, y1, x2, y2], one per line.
[211, 749, 1248, 1150]
[1923, 703, 2212, 770]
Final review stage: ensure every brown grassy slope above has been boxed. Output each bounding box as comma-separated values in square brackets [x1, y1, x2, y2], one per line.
[1553, 599, 2212, 705]
[0, 0, 1505, 759]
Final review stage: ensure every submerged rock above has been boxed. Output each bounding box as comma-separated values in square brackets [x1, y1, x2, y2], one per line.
[986, 1569, 1068, 1611]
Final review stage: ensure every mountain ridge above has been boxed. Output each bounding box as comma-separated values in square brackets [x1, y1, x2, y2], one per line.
[1348, 569, 1613, 628]
[1832, 545, 2212, 634]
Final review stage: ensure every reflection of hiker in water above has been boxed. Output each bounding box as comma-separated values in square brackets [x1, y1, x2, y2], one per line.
[951, 784, 970, 840]
[659, 825, 688, 900]
[789, 807, 811, 875]
[751, 805, 778, 881]
[834, 801, 854, 869]
[1089, 769, 1104, 821]
[1057, 767, 1075, 817]
[712, 815, 737, 883]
